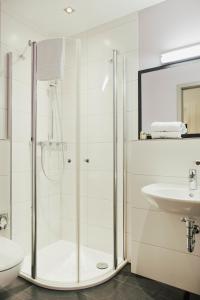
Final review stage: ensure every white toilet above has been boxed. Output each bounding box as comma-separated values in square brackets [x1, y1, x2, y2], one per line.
[0, 236, 24, 288]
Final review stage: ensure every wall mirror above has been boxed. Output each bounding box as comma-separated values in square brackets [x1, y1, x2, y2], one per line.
[138, 57, 200, 139]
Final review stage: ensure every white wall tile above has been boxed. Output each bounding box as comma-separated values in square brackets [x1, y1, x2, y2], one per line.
[12, 80, 31, 113]
[0, 109, 7, 139]
[87, 19, 138, 62]
[126, 81, 138, 112]
[132, 241, 200, 295]
[127, 110, 138, 141]
[129, 138, 200, 295]
[88, 114, 113, 143]
[88, 60, 112, 90]
[12, 111, 31, 142]
[87, 226, 113, 254]
[128, 173, 188, 209]
[12, 201, 31, 254]
[12, 142, 30, 172]
[132, 208, 200, 256]
[0, 142, 9, 175]
[87, 87, 113, 115]
[12, 172, 31, 203]
[128, 139, 200, 176]
[87, 170, 113, 200]
[87, 143, 113, 171]
[0, 176, 10, 212]
[88, 197, 113, 229]
[1, 11, 43, 52]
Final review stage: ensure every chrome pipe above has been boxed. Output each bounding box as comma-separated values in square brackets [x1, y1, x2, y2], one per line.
[113, 49, 118, 269]
[122, 55, 127, 260]
[7, 52, 13, 238]
[31, 42, 37, 279]
[181, 217, 200, 253]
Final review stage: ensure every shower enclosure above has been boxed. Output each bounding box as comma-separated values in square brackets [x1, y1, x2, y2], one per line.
[8, 37, 127, 290]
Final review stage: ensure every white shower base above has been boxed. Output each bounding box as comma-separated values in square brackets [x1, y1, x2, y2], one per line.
[20, 240, 125, 290]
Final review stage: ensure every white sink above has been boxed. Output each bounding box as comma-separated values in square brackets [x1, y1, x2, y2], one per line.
[142, 183, 200, 216]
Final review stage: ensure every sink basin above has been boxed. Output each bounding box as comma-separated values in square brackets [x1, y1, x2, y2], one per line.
[142, 183, 200, 216]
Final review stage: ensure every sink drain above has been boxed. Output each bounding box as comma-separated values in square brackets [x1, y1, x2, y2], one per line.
[96, 262, 109, 270]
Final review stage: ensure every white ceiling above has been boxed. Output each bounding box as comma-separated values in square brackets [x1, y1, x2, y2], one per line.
[2, 0, 165, 36]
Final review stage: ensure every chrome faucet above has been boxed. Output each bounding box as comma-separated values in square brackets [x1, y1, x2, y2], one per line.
[189, 169, 197, 190]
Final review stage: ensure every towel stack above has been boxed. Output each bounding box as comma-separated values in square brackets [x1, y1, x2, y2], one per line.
[151, 122, 187, 139]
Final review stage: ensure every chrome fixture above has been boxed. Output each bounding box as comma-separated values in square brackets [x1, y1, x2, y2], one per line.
[195, 160, 200, 166]
[113, 49, 118, 270]
[96, 262, 109, 270]
[181, 217, 200, 252]
[7, 53, 12, 239]
[64, 7, 75, 14]
[38, 141, 67, 151]
[189, 169, 197, 190]
[0, 214, 8, 230]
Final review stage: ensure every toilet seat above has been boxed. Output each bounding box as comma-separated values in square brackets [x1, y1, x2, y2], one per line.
[0, 237, 24, 271]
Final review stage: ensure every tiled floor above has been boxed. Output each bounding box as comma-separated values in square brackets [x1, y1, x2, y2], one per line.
[1, 264, 200, 300]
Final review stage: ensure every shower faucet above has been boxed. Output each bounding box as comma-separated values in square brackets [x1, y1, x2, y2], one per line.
[189, 169, 197, 190]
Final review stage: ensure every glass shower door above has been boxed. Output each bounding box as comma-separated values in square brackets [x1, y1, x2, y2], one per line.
[35, 38, 80, 285]
[79, 48, 125, 282]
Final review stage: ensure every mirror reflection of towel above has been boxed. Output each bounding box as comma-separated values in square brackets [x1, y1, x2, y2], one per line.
[151, 131, 182, 139]
[151, 122, 187, 134]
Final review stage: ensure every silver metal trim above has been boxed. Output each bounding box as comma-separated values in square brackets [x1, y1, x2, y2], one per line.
[75, 39, 81, 283]
[31, 42, 37, 279]
[7, 52, 12, 238]
[122, 56, 127, 260]
[113, 49, 118, 269]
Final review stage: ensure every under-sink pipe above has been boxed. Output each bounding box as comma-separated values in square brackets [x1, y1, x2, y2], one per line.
[181, 217, 200, 253]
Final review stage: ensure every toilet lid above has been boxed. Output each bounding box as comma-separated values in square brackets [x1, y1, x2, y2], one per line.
[0, 237, 24, 271]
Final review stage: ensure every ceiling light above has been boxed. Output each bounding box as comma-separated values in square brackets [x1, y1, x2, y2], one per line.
[161, 44, 200, 64]
[64, 7, 75, 15]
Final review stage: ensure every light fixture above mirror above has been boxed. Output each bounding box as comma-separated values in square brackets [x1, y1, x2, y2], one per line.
[161, 44, 200, 64]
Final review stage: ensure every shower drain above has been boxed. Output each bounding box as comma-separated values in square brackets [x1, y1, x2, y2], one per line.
[96, 262, 109, 270]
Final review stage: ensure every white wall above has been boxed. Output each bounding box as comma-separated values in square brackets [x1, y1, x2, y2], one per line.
[139, 0, 200, 69]
[129, 0, 200, 295]
[129, 140, 200, 294]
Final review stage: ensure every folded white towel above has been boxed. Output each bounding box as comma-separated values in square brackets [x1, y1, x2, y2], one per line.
[151, 122, 187, 133]
[151, 131, 182, 139]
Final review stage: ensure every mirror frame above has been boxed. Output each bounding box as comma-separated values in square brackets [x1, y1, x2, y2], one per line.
[138, 56, 200, 140]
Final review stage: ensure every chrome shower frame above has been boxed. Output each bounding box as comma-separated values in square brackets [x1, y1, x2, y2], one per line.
[7, 52, 13, 239]
[31, 41, 38, 279]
